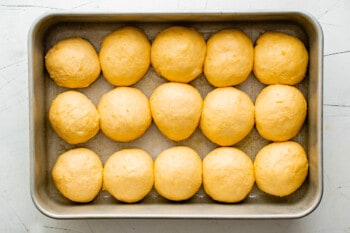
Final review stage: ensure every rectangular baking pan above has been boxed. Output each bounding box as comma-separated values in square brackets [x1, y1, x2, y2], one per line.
[29, 11, 323, 219]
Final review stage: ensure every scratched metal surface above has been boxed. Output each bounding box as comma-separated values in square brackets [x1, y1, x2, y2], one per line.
[28, 12, 322, 219]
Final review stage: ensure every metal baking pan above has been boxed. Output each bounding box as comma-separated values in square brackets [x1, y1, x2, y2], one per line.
[28, 11, 323, 219]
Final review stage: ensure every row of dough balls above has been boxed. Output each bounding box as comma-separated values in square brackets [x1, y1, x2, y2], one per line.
[45, 26, 309, 88]
[49, 83, 307, 145]
[52, 142, 308, 203]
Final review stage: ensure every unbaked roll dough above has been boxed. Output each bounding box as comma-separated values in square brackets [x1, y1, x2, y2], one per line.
[103, 149, 154, 203]
[151, 26, 206, 83]
[49, 91, 100, 144]
[45, 37, 100, 88]
[255, 84, 307, 141]
[204, 29, 254, 87]
[253, 31, 309, 85]
[150, 82, 203, 141]
[254, 141, 309, 197]
[99, 26, 151, 86]
[97, 87, 152, 142]
[203, 147, 255, 203]
[52, 148, 103, 203]
[200, 87, 255, 146]
[154, 146, 202, 201]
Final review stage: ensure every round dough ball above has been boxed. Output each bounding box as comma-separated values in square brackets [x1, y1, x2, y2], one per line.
[204, 29, 254, 87]
[99, 26, 151, 86]
[253, 31, 309, 85]
[98, 87, 152, 142]
[151, 26, 206, 83]
[49, 91, 100, 144]
[45, 37, 100, 88]
[103, 149, 154, 203]
[203, 147, 255, 203]
[150, 82, 203, 141]
[255, 84, 307, 141]
[52, 148, 103, 203]
[200, 87, 255, 146]
[154, 146, 202, 201]
[254, 141, 309, 197]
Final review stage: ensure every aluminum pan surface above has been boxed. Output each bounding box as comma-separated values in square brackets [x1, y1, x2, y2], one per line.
[29, 11, 323, 219]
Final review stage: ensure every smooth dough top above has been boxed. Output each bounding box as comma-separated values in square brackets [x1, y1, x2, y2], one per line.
[99, 26, 151, 86]
[49, 91, 100, 144]
[253, 31, 309, 85]
[45, 37, 101, 88]
[103, 149, 154, 203]
[203, 147, 255, 203]
[255, 84, 307, 141]
[150, 82, 203, 141]
[154, 146, 202, 201]
[151, 26, 206, 83]
[52, 148, 103, 203]
[254, 141, 309, 197]
[97, 87, 152, 142]
[204, 29, 254, 87]
[200, 87, 255, 146]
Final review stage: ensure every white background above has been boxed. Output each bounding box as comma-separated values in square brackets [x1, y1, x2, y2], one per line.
[1, 0, 350, 232]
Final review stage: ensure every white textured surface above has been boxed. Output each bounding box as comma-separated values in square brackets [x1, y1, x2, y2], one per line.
[0, 0, 349, 232]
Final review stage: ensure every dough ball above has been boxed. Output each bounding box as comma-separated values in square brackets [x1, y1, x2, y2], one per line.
[99, 26, 151, 86]
[154, 146, 202, 201]
[103, 149, 154, 203]
[255, 84, 307, 141]
[49, 91, 99, 144]
[98, 87, 151, 142]
[52, 148, 103, 203]
[204, 29, 254, 87]
[254, 141, 309, 197]
[45, 37, 100, 88]
[150, 82, 203, 141]
[253, 31, 309, 85]
[203, 147, 255, 203]
[151, 26, 206, 83]
[200, 87, 255, 146]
